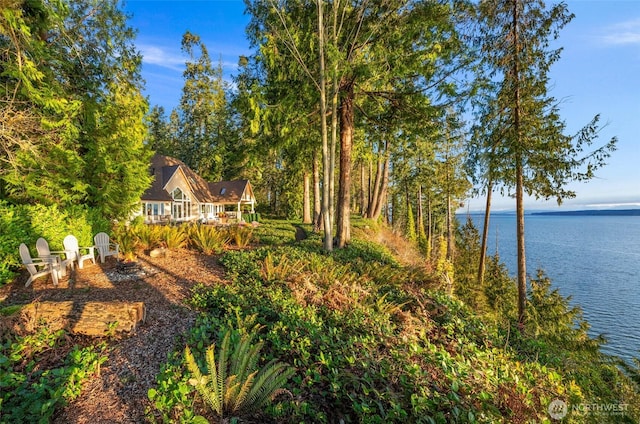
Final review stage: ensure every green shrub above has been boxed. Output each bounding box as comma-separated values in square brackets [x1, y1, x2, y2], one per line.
[0, 328, 107, 422]
[227, 225, 254, 248]
[189, 225, 229, 255]
[0, 201, 108, 286]
[161, 225, 188, 250]
[136, 224, 165, 251]
[185, 324, 294, 421]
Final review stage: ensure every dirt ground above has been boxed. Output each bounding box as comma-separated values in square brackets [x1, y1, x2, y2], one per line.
[0, 249, 226, 423]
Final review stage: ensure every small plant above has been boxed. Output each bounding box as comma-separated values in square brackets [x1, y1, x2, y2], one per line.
[261, 251, 303, 283]
[113, 225, 141, 260]
[184, 328, 295, 421]
[189, 225, 229, 255]
[161, 225, 188, 250]
[228, 225, 254, 248]
[137, 224, 164, 250]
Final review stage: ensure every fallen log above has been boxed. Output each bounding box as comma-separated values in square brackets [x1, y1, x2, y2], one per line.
[5, 301, 146, 337]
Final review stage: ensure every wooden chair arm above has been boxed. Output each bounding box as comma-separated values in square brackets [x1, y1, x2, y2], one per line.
[37, 254, 61, 264]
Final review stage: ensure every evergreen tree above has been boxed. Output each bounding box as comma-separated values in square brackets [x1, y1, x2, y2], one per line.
[0, 0, 83, 204]
[476, 0, 617, 327]
[177, 32, 234, 181]
[146, 105, 174, 155]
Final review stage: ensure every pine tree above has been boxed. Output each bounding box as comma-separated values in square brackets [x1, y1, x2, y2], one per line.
[476, 0, 617, 327]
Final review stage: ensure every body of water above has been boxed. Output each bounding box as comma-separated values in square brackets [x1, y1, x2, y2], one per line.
[466, 212, 640, 361]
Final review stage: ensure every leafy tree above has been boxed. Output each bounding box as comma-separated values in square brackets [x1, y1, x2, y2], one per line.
[1, 0, 152, 220]
[84, 82, 152, 220]
[475, 0, 617, 327]
[146, 105, 175, 155]
[0, 0, 83, 204]
[177, 32, 235, 182]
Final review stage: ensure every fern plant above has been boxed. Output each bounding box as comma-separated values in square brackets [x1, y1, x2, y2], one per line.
[261, 252, 303, 283]
[161, 225, 188, 250]
[189, 225, 229, 255]
[136, 224, 164, 250]
[113, 225, 140, 261]
[228, 225, 254, 248]
[185, 329, 294, 420]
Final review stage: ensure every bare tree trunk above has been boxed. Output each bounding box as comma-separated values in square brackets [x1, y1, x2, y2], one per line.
[368, 159, 372, 209]
[359, 160, 366, 216]
[366, 154, 383, 218]
[328, 0, 340, 234]
[317, 0, 332, 251]
[477, 179, 493, 286]
[513, 0, 526, 328]
[370, 152, 389, 221]
[417, 185, 425, 239]
[336, 79, 355, 248]
[302, 172, 311, 224]
[446, 192, 454, 261]
[313, 150, 322, 231]
[427, 194, 433, 258]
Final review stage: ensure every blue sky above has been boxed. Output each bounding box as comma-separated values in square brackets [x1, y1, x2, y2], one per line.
[124, 0, 639, 211]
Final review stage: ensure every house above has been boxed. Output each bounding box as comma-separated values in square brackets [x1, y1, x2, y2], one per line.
[139, 154, 256, 224]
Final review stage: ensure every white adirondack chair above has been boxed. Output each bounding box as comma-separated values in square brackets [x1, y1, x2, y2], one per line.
[19, 243, 60, 286]
[94, 232, 119, 263]
[35, 237, 72, 276]
[63, 235, 96, 269]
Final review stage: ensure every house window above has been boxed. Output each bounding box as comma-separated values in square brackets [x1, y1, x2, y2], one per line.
[220, 188, 226, 195]
[170, 187, 192, 221]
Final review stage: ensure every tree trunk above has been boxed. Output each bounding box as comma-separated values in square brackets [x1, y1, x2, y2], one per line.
[370, 153, 389, 221]
[336, 79, 355, 248]
[302, 171, 311, 224]
[478, 179, 493, 286]
[513, 0, 526, 328]
[427, 194, 433, 258]
[417, 185, 425, 239]
[366, 155, 383, 218]
[313, 150, 322, 231]
[359, 160, 366, 216]
[368, 159, 373, 210]
[446, 192, 454, 261]
[317, 0, 332, 251]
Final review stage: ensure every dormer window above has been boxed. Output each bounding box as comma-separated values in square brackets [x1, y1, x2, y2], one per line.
[172, 187, 184, 200]
[220, 188, 226, 195]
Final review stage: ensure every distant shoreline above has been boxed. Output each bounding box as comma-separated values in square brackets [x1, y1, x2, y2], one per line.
[531, 209, 640, 216]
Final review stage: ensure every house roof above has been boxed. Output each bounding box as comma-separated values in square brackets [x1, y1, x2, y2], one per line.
[141, 154, 256, 206]
[141, 154, 216, 203]
[208, 180, 253, 204]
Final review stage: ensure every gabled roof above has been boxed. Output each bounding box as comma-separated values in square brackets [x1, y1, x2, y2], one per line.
[208, 180, 254, 204]
[141, 154, 216, 203]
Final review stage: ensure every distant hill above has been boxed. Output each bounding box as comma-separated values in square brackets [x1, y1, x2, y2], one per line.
[532, 209, 640, 216]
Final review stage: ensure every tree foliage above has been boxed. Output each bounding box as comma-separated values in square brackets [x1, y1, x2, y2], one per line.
[0, 0, 152, 220]
[473, 0, 617, 325]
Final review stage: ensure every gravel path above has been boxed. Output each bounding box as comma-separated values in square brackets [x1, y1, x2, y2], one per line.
[1, 249, 226, 423]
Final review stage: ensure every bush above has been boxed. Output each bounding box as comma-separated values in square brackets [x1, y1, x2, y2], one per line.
[0, 201, 109, 286]
[149, 219, 640, 423]
[185, 322, 294, 421]
[189, 225, 229, 255]
[0, 327, 107, 422]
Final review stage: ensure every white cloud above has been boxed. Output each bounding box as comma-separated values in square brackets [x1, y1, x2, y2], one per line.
[138, 44, 186, 71]
[583, 202, 640, 209]
[138, 43, 242, 73]
[600, 18, 640, 45]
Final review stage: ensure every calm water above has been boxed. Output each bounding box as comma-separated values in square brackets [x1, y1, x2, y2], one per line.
[467, 213, 640, 361]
